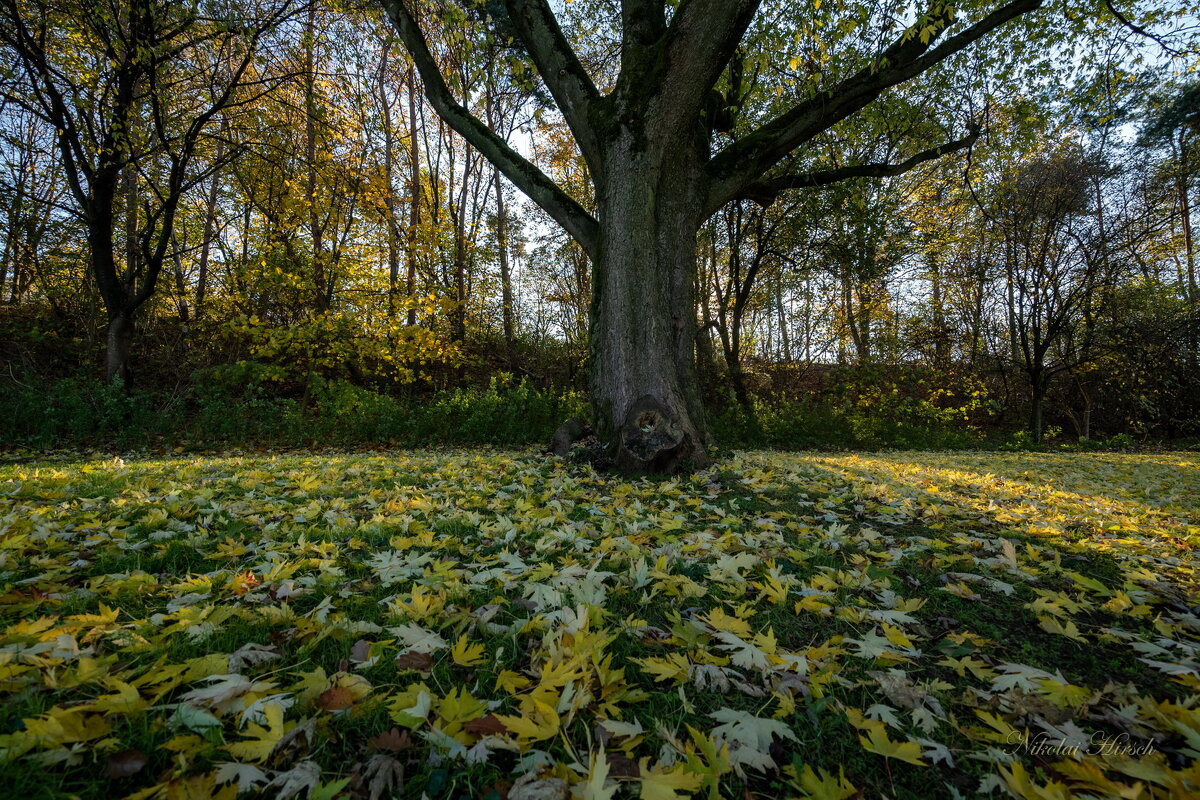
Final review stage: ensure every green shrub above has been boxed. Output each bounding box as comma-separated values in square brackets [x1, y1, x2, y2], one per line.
[0, 376, 179, 447]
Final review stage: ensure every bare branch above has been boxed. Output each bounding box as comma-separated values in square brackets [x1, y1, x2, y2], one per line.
[1102, 0, 1187, 56]
[618, 0, 761, 129]
[381, 0, 599, 258]
[504, 0, 605, 174]
[735, 125, 980, 207]
[706, 0, 1042, 209]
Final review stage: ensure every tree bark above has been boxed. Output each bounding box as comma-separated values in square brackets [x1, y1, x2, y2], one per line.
[195, 154, 222, 317]
[1029, 370, 1046, 444]
[589, 131, 711, 473]
[106, 311, 135, 385]
[304, 4, 329, 314]
[406, 63, 422, 326]
[380, 39, 402, 317]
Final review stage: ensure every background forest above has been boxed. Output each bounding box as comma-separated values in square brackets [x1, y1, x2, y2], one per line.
[1, 0, 1197, 452]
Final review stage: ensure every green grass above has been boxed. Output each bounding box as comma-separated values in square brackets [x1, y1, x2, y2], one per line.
[0, 449, 1197, 799]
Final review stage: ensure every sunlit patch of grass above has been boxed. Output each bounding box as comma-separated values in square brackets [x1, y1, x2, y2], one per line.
[0, 449, 1197, 798]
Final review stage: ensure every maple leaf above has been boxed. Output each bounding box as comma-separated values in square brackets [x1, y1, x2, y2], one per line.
[857, 725, 926, 766]
[316, 686, 354, 711]
[496, 669, 532, 693]
[578, 750, 618, 800]
[224, 702, 291, 763]
[508, 771, 569, 800]
[709, 708, 797, 772]
[638, 760, 703, 800]
[263, 760, 320, 800]
[359, 753, 404, 800]
[369, 727, 413, 752]
[389, 622, 448, 653]
[791, 764, 857, 800]
[388, 686, 433, 728]
[1037, 615, 1086, 642]
[395, 650, 435, 672]
[22, 708, 111, 746]
[450, 635, 486, 667]
[713, 631, 770, 671]
[214, 762, 269, 793]
[495, 698, 560, 743]
[633, 653, 689, 683]
[463, 715, 508, 736]
[181, 673, 275, 713]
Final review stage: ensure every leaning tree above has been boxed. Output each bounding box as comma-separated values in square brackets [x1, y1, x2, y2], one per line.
[0, 0, 299, 384]
[381, 0, 1168, 473]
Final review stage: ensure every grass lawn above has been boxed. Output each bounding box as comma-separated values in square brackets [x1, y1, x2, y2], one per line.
[0, 449, 1197, 799]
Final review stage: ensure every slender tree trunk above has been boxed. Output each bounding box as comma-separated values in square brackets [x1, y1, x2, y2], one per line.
[589, 132, 710, 473]
[380, 39, 402, 316]
[775, 272, 791, 363]
[195, 154, 221, 317]
[406, 63, 421, 327]
[304, 4, 328, 313]
[494, 165, 516, 364]
[929, 254, 947, 364]
[170, 232, 190, 322]
[125, 164, 140, 295]
[1178, 134, 1197, 303]
[1029, 368, 1046, 443]
[0, 169, 25, 302]
[450, 154, 470, 343]
[727, 311, 751, 412]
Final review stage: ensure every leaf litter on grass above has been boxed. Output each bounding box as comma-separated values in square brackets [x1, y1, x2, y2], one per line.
[0, 449, 1197, 799]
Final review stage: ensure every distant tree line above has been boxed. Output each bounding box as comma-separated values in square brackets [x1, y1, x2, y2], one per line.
[0, 0, 1197, 448]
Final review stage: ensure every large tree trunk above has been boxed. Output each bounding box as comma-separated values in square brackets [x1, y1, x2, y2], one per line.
[303, 4, 329, 314]
[589, 135, 711, 474]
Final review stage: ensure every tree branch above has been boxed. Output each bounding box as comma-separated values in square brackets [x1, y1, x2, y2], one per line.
[706, 0, 1042, 210]
[620, 0, 666, 50]
[1102, 0, 1186, 56]
[625, 0, 760, 128]
[381, 0, 599, 259]
[736, 125, 980, 206]
[504, 0, 605, 174]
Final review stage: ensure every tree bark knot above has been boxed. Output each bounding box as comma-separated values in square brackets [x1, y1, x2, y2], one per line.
[615, 394, 690, 475]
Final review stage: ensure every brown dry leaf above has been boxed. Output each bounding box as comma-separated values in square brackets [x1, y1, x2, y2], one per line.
[263, 760, 321, 800]
[508, 772, 568, 800]
[607, 753, 640, 779]
[463, 714, 508, 736]
[394, 650, 434, 672]
[267, 718, 316, 768]
[105, 749, 148, 778]
[316, 686, 355, 711]
[361, 754, 404, 800]
[369, 727, 412, 752]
